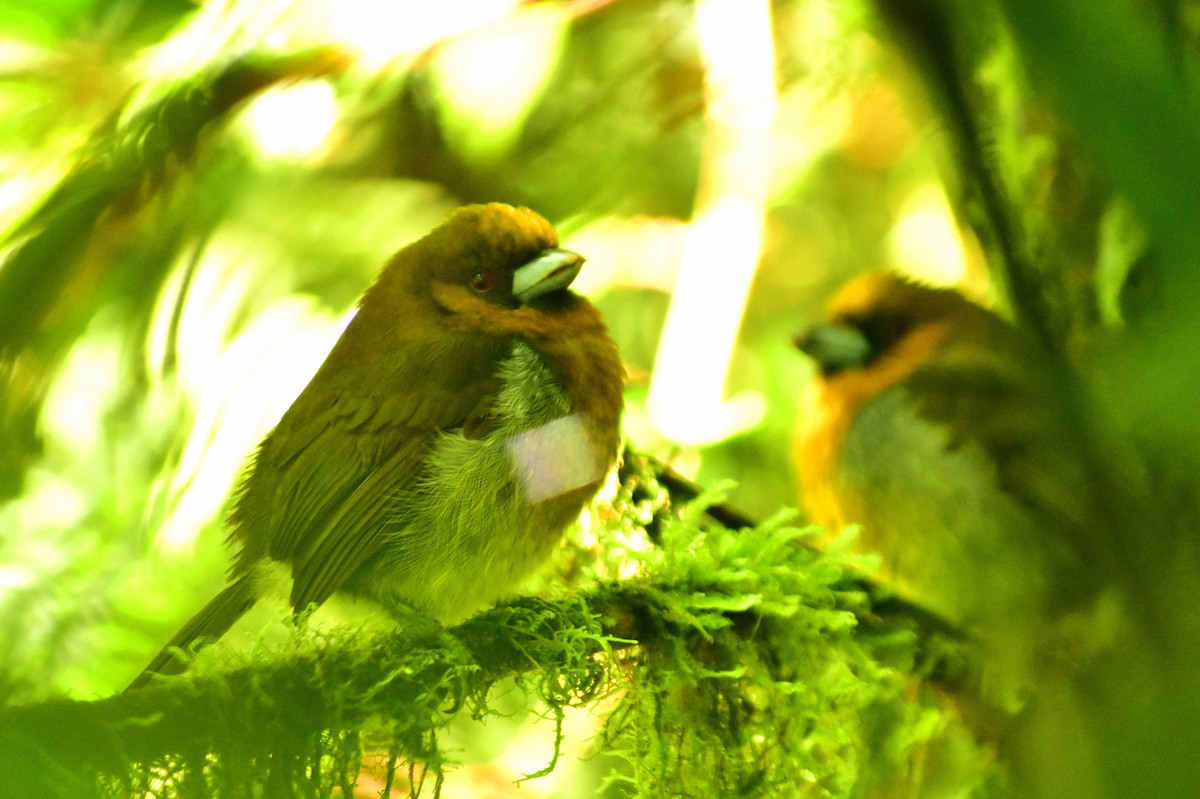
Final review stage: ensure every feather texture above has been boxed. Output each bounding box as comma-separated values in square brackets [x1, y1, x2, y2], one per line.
[129, 204, 623, 689]
[796, 272, 1095, 628]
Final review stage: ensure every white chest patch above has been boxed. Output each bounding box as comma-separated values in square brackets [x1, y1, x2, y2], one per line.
[505, 413, 603, 502]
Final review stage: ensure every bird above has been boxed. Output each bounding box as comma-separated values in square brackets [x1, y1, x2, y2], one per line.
[792, 270, 1123, 797]
[792, 271, 1102, 654]
[792, 272, 1200, 799]
[129, 203, 624, 690]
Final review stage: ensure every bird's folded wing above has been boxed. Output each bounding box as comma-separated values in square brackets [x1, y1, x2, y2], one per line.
[286, 432, 429, 612]
[254, 385, 483, 614]
[906, 347, 1091, 541]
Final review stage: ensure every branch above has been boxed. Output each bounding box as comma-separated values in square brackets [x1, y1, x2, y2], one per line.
[0, 483, 944, 798]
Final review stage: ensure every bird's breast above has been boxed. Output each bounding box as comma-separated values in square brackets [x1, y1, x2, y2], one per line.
[356, 342, 608, 623]
[809, 383, 1051, 627]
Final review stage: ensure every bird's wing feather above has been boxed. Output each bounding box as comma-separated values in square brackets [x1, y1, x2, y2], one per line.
[906, 344, 1089, 539]
[243, 378, 488, 614]
[286, 428, 430, 611]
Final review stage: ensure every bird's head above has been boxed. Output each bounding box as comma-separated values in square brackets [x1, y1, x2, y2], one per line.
[326, 203, 593, 374]
[791, 272, 1025, 508]
[794, 271, 1001, 380]
[367, 203, 584, 322]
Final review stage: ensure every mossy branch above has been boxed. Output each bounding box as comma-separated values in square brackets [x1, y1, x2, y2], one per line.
[0, 481, 942, 799]
[0, 592, 621, 797]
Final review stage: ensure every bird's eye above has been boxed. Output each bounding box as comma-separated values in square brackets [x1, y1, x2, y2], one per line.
[470, 271, 495, 292]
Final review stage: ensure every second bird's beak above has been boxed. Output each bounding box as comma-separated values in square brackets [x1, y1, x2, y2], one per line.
[513, 248, 584, 304]
[793, 323, 872, 375]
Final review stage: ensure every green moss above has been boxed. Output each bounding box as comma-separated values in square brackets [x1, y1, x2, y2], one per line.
[1, 470, 974, 798]
[591, 483, 923, 798]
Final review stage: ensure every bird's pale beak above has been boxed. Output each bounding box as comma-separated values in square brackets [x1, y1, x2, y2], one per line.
[513, 248, 584, 303]
[793, 323, 872, 374]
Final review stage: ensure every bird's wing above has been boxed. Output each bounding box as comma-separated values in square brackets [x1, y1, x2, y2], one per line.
[906, 344, 1090, 539]
[244, 380, 489, 614]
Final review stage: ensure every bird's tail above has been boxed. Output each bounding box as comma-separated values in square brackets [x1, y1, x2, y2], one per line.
[126, 578, 256, 691]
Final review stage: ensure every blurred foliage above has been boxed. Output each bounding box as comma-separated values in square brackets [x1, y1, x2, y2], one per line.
[3, 0, 1200, 796]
